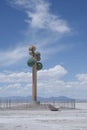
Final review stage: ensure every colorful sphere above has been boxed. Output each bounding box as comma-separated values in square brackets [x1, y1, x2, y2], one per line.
[29, 50, 33, 55]
[27, 58, 36, 67]
[36, 62, 43, 70]
[35, 52, 40, 56]
[29, 45, 36, 51]
[32, 45, 36, 51]
[35, 52, 41, 61]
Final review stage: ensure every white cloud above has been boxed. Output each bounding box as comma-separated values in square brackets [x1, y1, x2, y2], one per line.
[76, 74, 87, 82]
[38, 65, 67, 81]
[0, 65, 66, 83]
[76, 74, 87, 85]
[9, 0, 70, 33]
[27, 6, 70, 33]
[0, 46, 27, 66]
[0, 72, 31, 83]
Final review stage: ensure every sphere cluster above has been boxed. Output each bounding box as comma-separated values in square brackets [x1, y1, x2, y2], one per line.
[27, 45, 43, 71]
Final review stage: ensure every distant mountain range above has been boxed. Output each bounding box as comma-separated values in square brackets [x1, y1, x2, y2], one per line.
[0, 96, 75, 102]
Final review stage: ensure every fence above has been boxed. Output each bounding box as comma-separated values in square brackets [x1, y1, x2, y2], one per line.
[54, 101, 75, 109]
[42, 100, 75, 109]
[0, 99, 75, 110]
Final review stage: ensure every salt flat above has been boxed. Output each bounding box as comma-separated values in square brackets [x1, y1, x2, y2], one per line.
[0, 103, 87, 130]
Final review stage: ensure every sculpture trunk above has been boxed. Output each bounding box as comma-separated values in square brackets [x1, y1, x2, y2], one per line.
[32, 63, 37, 102]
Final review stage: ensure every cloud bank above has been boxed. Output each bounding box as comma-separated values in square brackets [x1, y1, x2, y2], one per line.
[0, 65, 87, 99]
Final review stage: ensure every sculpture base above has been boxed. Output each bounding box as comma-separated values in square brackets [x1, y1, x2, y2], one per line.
[31, 101, 40, 105]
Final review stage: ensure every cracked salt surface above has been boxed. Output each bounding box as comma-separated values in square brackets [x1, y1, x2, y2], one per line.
[0, 103, 87, 130]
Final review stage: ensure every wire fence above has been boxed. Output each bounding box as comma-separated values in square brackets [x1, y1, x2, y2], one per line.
[0, 99, 75, 110]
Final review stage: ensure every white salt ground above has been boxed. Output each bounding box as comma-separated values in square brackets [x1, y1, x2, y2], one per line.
[0, 103, 87, 130]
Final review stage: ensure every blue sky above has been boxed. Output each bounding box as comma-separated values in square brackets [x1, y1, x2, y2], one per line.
[0, 0, 87, 99]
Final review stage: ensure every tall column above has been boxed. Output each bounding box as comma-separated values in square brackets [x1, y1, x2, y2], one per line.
[27, 45, 43, 104]
[32, 63, 37, 102]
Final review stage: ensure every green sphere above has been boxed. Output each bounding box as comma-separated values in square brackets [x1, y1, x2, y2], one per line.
[36, 62, 43, 70]
[27, 58, 36, 67]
